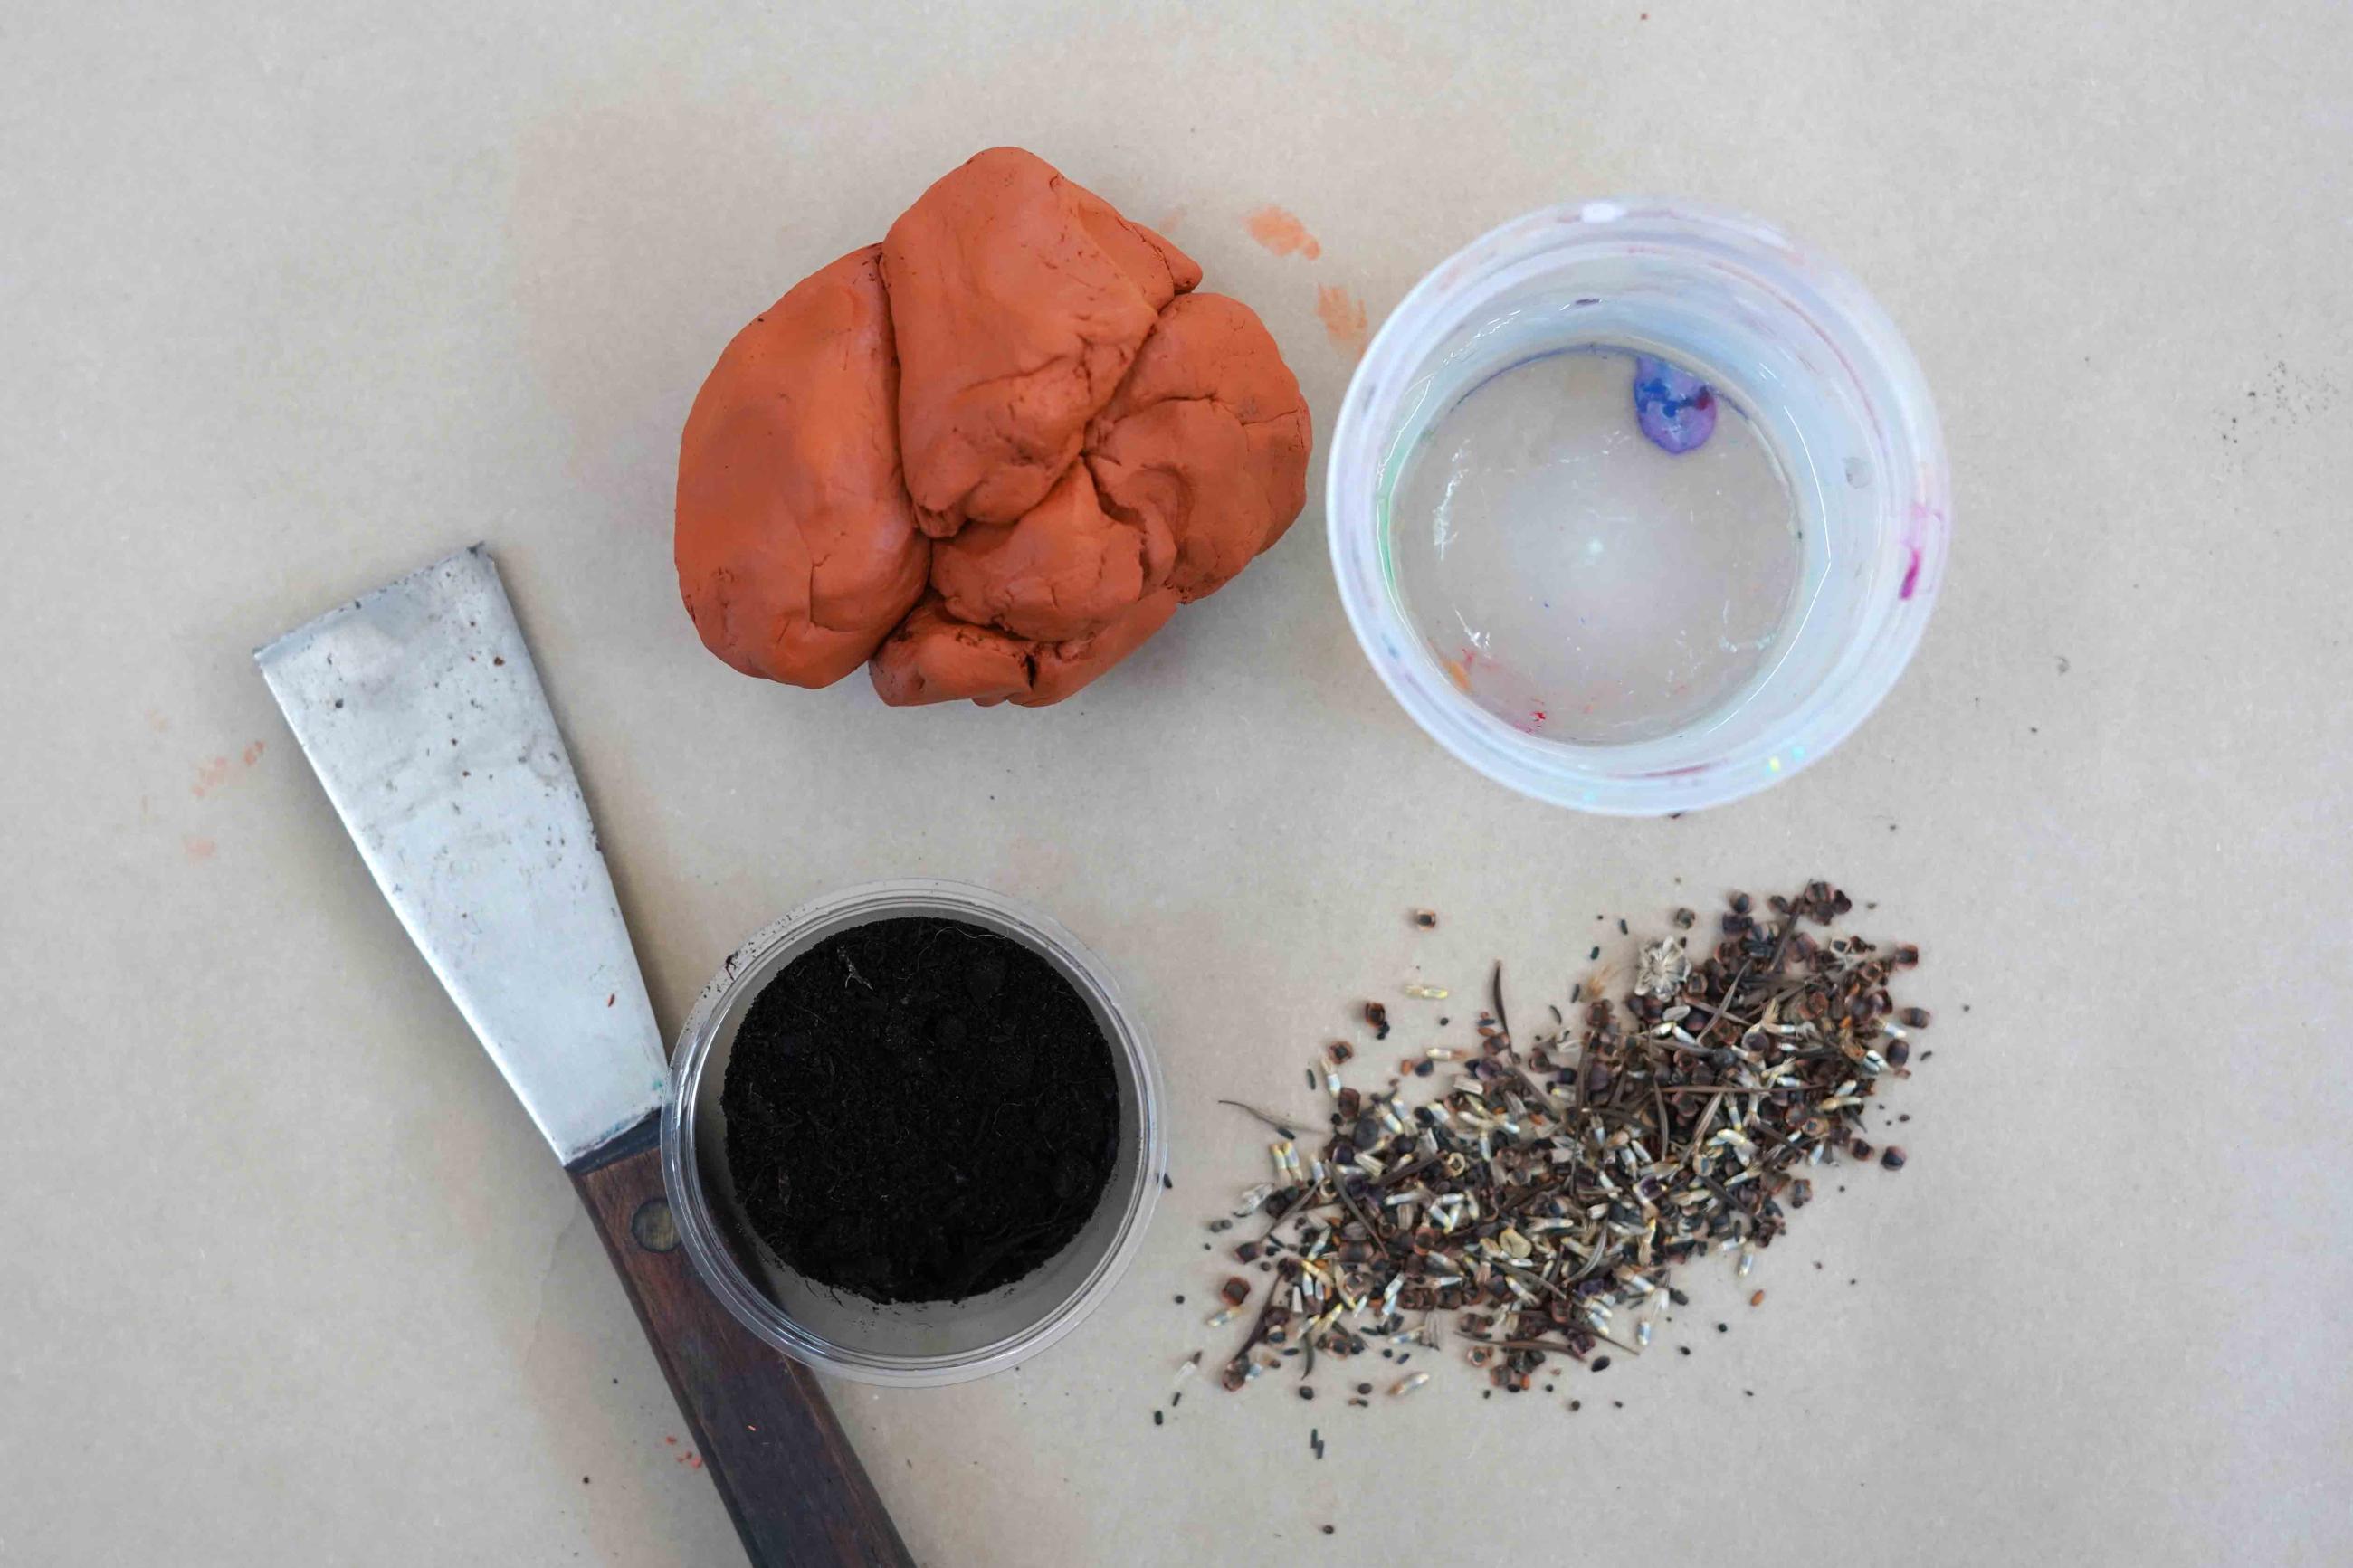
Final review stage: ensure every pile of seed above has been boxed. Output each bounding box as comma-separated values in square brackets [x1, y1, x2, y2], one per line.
[1196, 884, 1927, 1402]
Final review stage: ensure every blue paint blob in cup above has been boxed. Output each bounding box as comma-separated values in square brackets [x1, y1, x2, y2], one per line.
[1633, 355, 1718, 453]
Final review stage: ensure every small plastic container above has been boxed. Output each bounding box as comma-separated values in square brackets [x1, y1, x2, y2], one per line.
[662, 879, 1163, 1386]
[1328, 198, 1950, 814]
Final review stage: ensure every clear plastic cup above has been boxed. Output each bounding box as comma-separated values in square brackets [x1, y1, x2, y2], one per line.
[662, 879, 1163, 1386]
[1327, 198, 1950, 814]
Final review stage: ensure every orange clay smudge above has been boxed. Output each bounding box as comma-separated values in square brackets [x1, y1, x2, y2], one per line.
[1245, 206, 1321, 261]
[1317, 284, 1369, 356]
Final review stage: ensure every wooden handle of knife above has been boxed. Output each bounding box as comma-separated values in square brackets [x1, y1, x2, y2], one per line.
[569, 1120, 916, 1568]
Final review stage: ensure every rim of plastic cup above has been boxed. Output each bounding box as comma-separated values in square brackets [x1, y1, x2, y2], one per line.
[662, 879, 1164, 1386]
[1327, 197, 1950, 815]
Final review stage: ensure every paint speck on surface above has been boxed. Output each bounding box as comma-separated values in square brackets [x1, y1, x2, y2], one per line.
[1316, 284, 1369, 357]
[1632, 356, 1717, 453]
[242, 740, 265, 766]
[144, 708, 170, 733]
[1900, 545, 1922, 599]
[1154, 205, 1188, 234]
[190, 755, 231, 797]
[182, 835, 216, 862]
[1246, 205, 1321, 260]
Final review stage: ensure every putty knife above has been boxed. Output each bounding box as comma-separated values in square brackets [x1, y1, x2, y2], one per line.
[256, 545, 912, 1568]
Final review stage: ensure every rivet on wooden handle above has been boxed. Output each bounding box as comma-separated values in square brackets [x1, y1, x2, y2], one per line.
[570, 1117, 915, 1568]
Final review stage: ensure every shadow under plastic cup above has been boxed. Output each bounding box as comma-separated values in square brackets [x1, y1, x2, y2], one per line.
[662, 879, 1163, 1386]
[1328, 198, 1950, 815]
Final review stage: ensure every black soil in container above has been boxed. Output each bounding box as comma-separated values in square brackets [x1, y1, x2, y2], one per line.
[721, 916, 1120, 1304]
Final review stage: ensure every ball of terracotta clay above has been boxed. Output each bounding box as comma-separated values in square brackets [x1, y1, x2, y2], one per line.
[674, 147, 1310, 707]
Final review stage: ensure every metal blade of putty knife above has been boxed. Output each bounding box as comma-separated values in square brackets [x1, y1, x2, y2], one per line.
[258, 545, 911, 1568]
[256, 546, 664, 1161]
